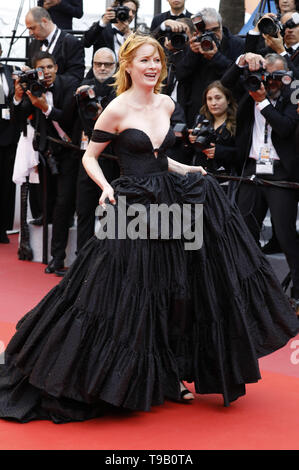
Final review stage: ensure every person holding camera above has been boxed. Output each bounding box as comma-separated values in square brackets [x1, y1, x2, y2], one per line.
[171, 8, 245, 127]
[75, 47, 120, 253]
[25, 6, 85, 88]
[37, 0, 83, 30]
[150, 0, 192, 34]
[222, 52, 299, 314]
[188, 80, 237, 175]
[83, 0, 139, 67]
[246, 11, 299, 79]
[13, 51, 79, 276]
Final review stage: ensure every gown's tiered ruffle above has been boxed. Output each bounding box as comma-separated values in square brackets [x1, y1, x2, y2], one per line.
[0, 128, 298, 423]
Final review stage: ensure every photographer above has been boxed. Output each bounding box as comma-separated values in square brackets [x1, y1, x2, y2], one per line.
[13, 51, 79, 276]
[246, 11, 299, 78]
[75, 48, 120, 252]
[150, 0, 193, 34]
[188, 80, 237, 174]
[25, 7, 85, 88]
[83, 1, 138, 67]
[171, 8, 245, 127]
[222, 52, 299, 312]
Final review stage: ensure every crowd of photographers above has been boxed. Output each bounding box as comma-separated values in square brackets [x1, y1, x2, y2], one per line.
[0, 0, 298, 313]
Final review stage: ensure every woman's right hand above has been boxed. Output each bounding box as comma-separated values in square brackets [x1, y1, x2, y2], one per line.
[99, 184, 116, 210]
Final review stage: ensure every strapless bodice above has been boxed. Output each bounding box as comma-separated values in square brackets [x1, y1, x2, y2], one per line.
[91, 127, 176, 177]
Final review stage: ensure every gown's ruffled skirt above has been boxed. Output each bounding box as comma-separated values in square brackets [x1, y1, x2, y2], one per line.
[0, 172, 298, 423]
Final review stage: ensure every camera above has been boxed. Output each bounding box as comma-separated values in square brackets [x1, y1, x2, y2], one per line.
[16, 68, 46, 97]
[192, 13, 206, 34]
[282, 12, 299, 35]
[196, 31, 219, 51]
[192, 119, 216, 151]
[110, 3, 130, 23]
[242, 66, 293, 92]
[258, 15, 283, 37]
[76, 85, 105, 121]
[165, 27, 188, 50]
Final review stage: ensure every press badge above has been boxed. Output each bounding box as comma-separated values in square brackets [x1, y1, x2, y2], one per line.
[256, 144, 274, 175]
[0, 108, 10, 120]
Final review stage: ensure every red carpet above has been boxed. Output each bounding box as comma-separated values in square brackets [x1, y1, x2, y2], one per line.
[1, 234, 299, 450]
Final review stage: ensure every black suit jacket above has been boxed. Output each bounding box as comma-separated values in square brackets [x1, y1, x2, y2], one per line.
[150, 10, 193, 33]
[0, 64, 20, 146]
[27, 30, 85, 88]
[13, 74, 78, 156]
[222, 63, 299, 182]
[37, 0, 83, 30]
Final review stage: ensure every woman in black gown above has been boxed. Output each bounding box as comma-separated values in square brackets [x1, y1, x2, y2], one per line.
[0, 33, 298, 424]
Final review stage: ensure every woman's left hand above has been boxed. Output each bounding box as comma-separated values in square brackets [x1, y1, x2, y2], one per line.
[202, 143, 215, 159]
[188, 166, 207, 175]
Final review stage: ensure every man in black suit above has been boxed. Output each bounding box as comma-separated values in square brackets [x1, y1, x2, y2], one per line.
[150, 0, 192, 33]
[171, 7, 245, 127]
[25, 6, 85, 88]
[222, 52, 299, 311]
[37, 0, 83, 30]
[75, 47, 120, 252]
[13, 51, 79, 275]
[0, 47, 20, 243]
[83, 1, 139, 65]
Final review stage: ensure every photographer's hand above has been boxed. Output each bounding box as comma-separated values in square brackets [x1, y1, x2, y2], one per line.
[26, 90, 49, 113]
[203, 143, 216, 159]
[238, 53, 266, 71]
[102, 7, 116, 25]
[249, 83, 267, 102]
[14, 78, 24, 103]
[199, 41, 218, 60]
[164, 19, 187, 33]
[189, 34, 202, 54]
[263, 32, 285, 54]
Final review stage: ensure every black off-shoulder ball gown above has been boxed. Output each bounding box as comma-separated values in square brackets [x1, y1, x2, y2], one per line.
[0, 127, 298, 423]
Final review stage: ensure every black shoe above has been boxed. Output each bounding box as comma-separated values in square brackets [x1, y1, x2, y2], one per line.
[0, 231, 9, 243]
[262, 239, 282, 254]
[45, 258, 65, 275]
[29, 216, 44, 226]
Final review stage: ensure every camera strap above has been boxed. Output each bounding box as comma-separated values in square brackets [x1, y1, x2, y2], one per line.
[43, 27, 60, 52]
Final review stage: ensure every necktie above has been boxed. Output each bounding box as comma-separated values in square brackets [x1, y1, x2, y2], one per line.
[41, 39, 49, 47]
[286, 46, 294, 55]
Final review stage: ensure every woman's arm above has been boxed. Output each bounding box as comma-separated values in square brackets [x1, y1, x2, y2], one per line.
[167, 157, 207, 176]
[82, 102, 121, 207]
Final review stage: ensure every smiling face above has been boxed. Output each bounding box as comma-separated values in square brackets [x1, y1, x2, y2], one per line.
[206, 86, 229, 119]
[126, 43, 162, 90]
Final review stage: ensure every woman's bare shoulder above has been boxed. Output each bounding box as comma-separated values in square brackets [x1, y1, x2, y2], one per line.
[94, 95, 127, 133]
[157, 93, 176, 114]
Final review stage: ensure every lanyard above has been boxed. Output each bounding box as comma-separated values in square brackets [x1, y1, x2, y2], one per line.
[45, 28, 60, 52]
[264, 121, 269, 145]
